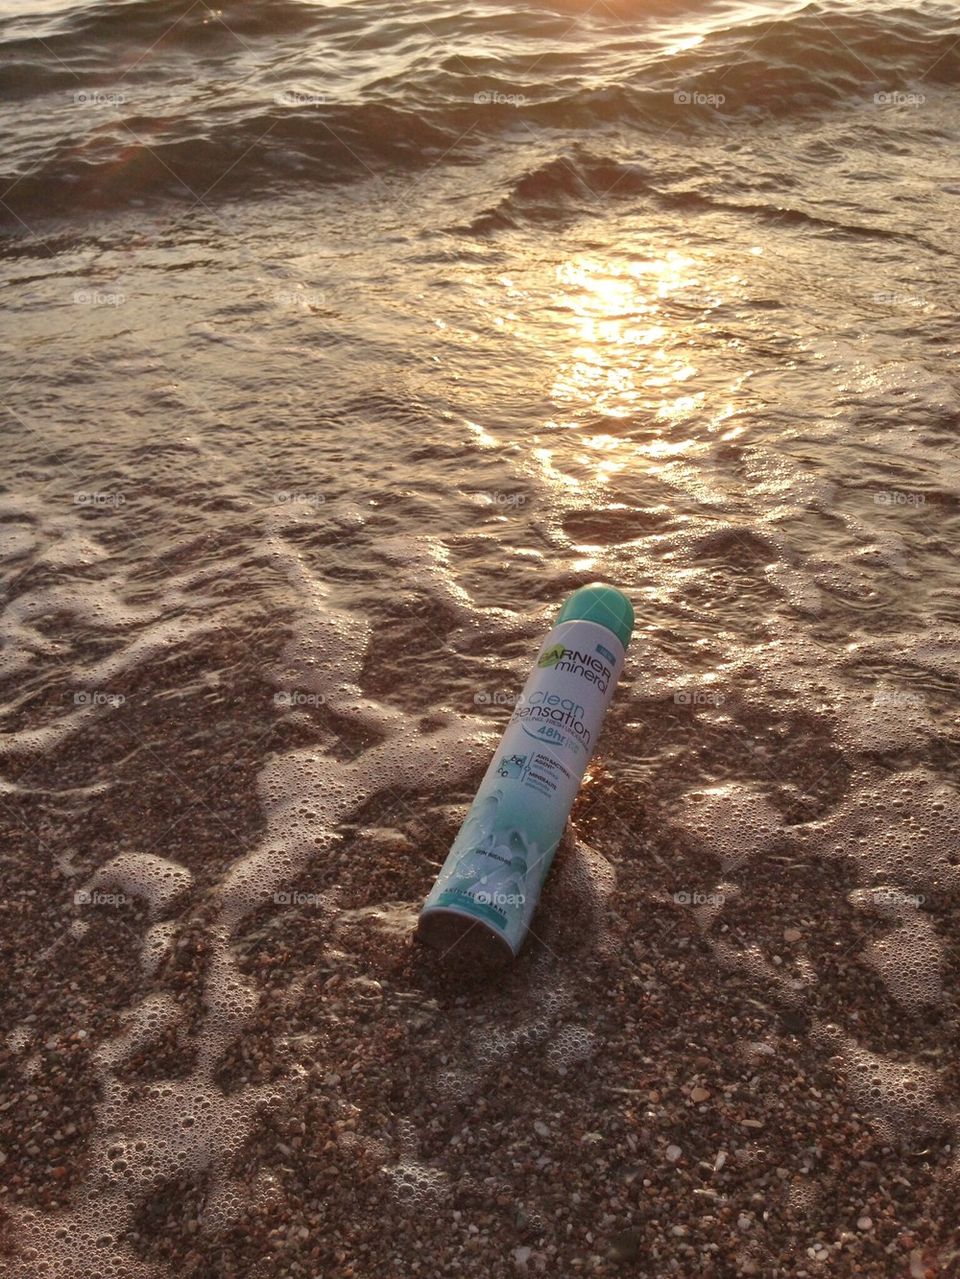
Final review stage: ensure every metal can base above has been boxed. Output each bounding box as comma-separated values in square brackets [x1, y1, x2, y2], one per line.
[416, 907, 516, 965]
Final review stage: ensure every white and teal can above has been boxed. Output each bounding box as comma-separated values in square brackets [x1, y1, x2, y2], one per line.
[417, 583, 634, 961]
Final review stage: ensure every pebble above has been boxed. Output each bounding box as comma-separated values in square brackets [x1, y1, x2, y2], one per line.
[689, 1086, 710, 1103]
[533, 1120, 550, 1138]
[857, 1216, 873, 1231]
[909, 1251, 928, 1279]
[784, 928, 803, 942]
[607, 1228, 643, 1261]
[665, 1144, 682, 1163]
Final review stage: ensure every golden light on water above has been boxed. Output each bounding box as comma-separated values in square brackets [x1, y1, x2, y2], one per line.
[548, 252, 700, 426]
[664, 32, 706, 55]
[579, 434, 627, 486]
[657, 392, 705, 421]
[526, 248, 764, 500]
[532, 445, 581, 489]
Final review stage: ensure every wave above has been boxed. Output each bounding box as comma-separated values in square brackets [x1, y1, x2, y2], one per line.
[456, 149, 935, 244]
[1, 1, 958, 223]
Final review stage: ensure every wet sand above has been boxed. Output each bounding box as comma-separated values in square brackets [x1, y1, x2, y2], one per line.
[4, 682, 960, 1276]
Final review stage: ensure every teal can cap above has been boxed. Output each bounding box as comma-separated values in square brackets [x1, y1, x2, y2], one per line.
[554, 583, 634, 651]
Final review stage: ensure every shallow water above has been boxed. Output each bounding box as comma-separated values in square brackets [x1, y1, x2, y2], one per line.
[2, 0, 960, 1274]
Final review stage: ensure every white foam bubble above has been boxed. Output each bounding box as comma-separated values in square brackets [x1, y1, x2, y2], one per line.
[828, 1029, 947, 1144]
[83, 854, 193, 920]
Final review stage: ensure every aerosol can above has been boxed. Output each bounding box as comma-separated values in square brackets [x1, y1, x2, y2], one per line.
[417, 583, 633, 960]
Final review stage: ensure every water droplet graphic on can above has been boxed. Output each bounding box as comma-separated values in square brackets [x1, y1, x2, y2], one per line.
[417, 583, 634, 961]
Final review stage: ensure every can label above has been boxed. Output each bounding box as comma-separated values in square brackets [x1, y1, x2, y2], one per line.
[420, 618, 626, 953]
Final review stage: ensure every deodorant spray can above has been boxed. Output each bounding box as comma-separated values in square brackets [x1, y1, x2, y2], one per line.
[417, 583, 634, 961]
